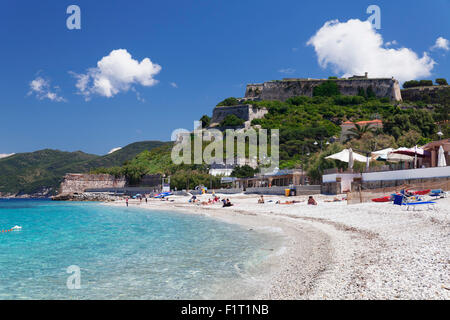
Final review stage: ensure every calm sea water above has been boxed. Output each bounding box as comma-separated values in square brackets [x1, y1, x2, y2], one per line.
[0, 199, 282, 300]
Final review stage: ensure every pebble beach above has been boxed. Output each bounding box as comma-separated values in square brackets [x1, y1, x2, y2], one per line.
[107, 193, 450, 300]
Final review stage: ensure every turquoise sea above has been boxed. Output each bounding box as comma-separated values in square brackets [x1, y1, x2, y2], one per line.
[0, 199, 282, 299]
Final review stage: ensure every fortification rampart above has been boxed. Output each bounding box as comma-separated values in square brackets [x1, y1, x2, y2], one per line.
[60, 173, 126, 194]
[245, 78, 402, 101]
[210, 104, 268, 128]
[401, 85, 450, 104]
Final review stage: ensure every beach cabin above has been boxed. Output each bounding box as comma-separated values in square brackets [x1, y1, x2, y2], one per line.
[422, 139, 450, 168]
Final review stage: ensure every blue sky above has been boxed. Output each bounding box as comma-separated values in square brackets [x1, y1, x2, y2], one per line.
[0, 0, 448, 155]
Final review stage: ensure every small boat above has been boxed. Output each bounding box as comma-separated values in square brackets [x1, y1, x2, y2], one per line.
[11, 225, 22, 231]
[154, 192, 173, 199]
[372, 196, 391, 203]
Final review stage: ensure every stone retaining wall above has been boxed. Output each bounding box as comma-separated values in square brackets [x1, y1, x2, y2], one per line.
[60, 174, 126, 194]
[245, 78, 402, 101]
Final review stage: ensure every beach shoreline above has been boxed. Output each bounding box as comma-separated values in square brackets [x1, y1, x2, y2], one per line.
[105, 193, 450, 300]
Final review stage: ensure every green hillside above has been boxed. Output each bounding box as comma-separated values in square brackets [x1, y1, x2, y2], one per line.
[79, 141, 167, 169]
[0, 141, 168, 196]
[95, 83, 448, 187]
[2, 80, 448, 195]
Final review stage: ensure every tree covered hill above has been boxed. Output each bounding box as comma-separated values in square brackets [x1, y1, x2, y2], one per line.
[96, 82, 448, 188]
[0, 141, 168, 196]
[3, 80, 447, 195]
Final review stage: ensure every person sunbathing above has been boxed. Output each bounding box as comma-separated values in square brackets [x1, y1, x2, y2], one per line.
[276, 200, 301, 205]
[258, 195, 265, 204]
[324, 197, 342, 203]
[307, 196, 318, 206]
[223, 199, 234, 207]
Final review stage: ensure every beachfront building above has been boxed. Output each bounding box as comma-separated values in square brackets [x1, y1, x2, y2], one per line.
[322, 165, 450, 195]
[229, 169, 322, 195]
[235, 169, 307, 189]
[322, 140, 450, 194]
[208, 158, 258, 177]
[422, 139, 450, 168]
[209, 162, 236, 176]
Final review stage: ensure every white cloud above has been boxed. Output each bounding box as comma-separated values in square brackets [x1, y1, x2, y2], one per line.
[72, 49, 162, 100]
[170, 82, 178, 88]
[307, 19, 436, 83]
[0, 153, 15, 159]
[28, 76, 66, 102]
[107, 147, 122, 154]
[385, 40, 398, 47]
[431, 37, 449, 51]
[278, 68, 296, 74]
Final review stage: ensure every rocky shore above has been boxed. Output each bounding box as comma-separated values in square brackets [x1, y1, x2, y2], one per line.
[51, 192, 119, 202]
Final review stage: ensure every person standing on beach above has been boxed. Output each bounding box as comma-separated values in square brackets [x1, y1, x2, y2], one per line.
[126, 197, 129, 207]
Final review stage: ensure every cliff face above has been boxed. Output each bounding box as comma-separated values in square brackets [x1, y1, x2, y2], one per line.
[59, 174, 126, 194]
[245, 78, 402, 101]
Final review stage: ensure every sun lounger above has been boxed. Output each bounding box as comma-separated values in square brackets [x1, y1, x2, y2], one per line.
[393, 194, 436, 211]
[429, 189, 447, 199]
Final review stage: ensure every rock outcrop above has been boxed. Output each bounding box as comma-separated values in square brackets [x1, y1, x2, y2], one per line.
[51, 192, 119, 202]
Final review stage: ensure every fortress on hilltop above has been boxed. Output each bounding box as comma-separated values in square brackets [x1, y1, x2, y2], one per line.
[245, 73, 402, 102]
[209, 73, 402, 128]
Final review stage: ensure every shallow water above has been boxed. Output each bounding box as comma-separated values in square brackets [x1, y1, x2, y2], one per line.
[0, 199, 282, 299]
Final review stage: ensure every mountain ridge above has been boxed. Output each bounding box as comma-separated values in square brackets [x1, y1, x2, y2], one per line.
[0, 141, 168, 197]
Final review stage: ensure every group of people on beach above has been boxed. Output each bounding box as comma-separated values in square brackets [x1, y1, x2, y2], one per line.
[126, 192, 321, 208]
[189, 194, 234, 207]
[125, 194, 149, 207]
[258, 195, 318, 205]
[188, 193, 319, 207]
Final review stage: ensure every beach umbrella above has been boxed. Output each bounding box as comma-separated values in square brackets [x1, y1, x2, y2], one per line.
[325, 149, 369, 163]
[414, 146, 418, 168]
[438, 146, 447, 167]
[386, 152, 414, 162]
[371, 148, 394, 161]
[348, 148, 354, 170]
[391, 146, 429, 158]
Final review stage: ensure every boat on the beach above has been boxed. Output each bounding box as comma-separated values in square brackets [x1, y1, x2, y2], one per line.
[154, 192, 173, 198]
[411, 189, 431, 196]
[371, 196, 391, 203]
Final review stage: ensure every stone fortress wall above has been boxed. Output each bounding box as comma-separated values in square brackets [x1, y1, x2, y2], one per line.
[210, 104, 268, 129]
[208, 74, 403, 131]
[401, 85, 450, 103]
[245, 76, 402, 101]
[60, 173, 126, 194]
